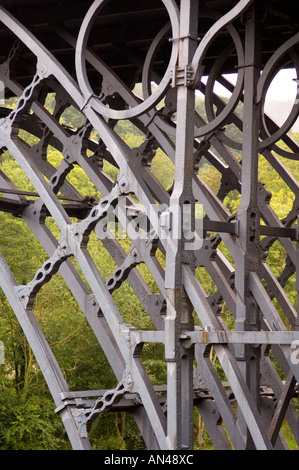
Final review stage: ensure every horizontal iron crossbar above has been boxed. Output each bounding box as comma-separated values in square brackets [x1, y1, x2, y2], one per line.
[135, 330, 299, 345]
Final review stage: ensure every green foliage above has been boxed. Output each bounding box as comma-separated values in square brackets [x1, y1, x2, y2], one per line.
[0, 390, 68, 450]
[151, 149, 175, 190]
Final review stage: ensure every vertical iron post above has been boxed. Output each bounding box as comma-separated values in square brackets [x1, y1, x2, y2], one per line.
[235, 4, 262, 448]
[164, 0, 198, 450]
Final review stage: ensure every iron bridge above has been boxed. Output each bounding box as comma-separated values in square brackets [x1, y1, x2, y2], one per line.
[0, 0, 298, 450]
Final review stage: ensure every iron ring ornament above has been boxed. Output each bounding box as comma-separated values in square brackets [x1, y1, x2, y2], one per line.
[142, 1, 251, 140]
[140, 14, 245, 140]
[192, 9, 245, 139]
[257, 32, 299, 158]
[190, 0, 252, 138]
[75, 0, 253, 123]
[75, 0, 180, 120]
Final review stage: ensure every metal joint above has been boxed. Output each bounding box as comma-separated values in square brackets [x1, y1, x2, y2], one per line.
[171, 65, 195, 88]
[169, 34, 200, 43]
[71, 372, 133, 438]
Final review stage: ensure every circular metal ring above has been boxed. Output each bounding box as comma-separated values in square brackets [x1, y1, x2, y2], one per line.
[141, 10, 245, 142]
[259, 57, 299, 155]
[142, 23, 172, 102]
[141, 23, 177, 136]
[193, 11, 245, 138]
[257, 33, 299, 154]
[75, 0, 179, 120]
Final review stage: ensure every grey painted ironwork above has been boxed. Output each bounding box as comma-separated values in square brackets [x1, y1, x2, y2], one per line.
[0, 0, 298, 450]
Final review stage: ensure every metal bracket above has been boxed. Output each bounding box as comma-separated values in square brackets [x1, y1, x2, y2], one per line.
[16, 240, 72, 309]
[171, 65, 195, 88]
[106, 246, 142, 293]
[160, 210, 172, 232]
[71, 371, 133, 438]
[169, 34, 200, 43]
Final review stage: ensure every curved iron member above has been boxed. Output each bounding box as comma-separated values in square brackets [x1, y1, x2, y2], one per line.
[191, 0, 253, 76]
[75, 0, 180, 120]
[257, 32, 299, 153]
